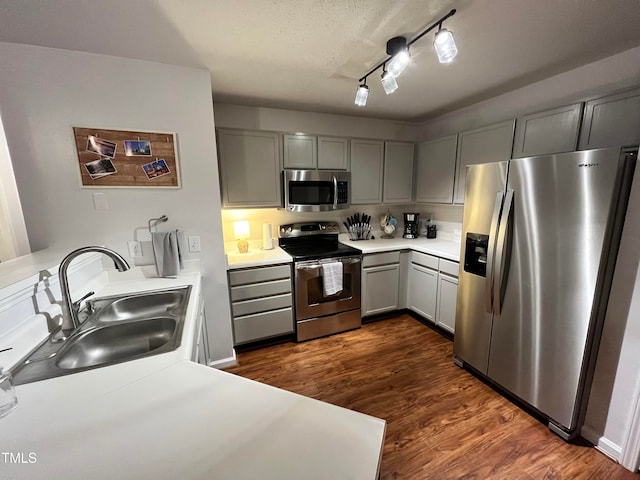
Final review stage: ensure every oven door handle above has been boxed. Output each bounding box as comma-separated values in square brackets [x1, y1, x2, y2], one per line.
[296, 257, 362, 270]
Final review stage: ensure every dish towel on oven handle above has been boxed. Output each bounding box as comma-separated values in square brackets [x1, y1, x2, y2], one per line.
[321, 261, 343, 296]
[151, 230, 184, 277]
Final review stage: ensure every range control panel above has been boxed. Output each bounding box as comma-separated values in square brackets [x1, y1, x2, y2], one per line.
[279, 221, 340, 238]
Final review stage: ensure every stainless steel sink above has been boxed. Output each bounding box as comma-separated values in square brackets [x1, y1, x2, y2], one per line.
[10, 286, 191, 385]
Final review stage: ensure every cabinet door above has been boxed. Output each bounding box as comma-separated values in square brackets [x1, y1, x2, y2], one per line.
[283, 134, 317, 169]
[453, 120, 515, 204]
[407, 263, 437, 322]
[383, 142, 415, 204]
[351, 139, 384, 205]
[217, 129, 281, 208]
[436, 273, 458, 334]
[362, 264, 399, 316]
[512, 103, 582, 158]
[578, 88, 640, 150]
[415, 134, 457, 204]
[318, 136, 349, 170]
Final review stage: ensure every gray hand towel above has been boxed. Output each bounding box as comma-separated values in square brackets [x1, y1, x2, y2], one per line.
[151, 230, 184, 277]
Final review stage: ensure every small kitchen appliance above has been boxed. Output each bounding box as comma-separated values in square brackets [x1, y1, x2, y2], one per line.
[283, 170, 350, 212]
[279, 222, 362, 341]
[426, 221, 437, 239]
[403, 213, 420, 239]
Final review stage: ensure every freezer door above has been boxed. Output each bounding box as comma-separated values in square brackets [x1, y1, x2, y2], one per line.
[454, 161, 507, 373]
[487, 148, 627, 431]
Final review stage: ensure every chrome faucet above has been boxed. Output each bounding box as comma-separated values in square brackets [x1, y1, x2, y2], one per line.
[57, 246, 130, 338]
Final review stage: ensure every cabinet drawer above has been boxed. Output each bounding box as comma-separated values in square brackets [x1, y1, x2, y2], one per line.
[363, 251, 400, 267]
[230, 279, 291, 302]
[229, 264, 291, 286]
[411, 251, 438, 270]
[232, 293, 292, 317]
[439, 259, 460, 277]
[233, 307, 294, 345]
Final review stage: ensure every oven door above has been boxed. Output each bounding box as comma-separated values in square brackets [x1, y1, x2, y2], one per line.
[295, 256, 361, 320]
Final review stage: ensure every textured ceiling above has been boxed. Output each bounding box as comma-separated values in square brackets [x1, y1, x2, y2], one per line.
[1, 0, 640, 121]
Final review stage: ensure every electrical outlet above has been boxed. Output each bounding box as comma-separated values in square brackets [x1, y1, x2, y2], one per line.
[188, 236, 201, 253]
[127, 240, 141, 258]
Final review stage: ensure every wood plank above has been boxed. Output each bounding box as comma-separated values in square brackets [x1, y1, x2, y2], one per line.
[226, 315, 637, 480]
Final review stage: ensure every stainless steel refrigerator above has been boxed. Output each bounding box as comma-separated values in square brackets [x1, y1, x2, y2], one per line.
[454, 146, 638, 440]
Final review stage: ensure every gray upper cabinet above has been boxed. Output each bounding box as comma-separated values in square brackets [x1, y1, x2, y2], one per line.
[415, 134, 457, 204]
[283, 134, 317, 169]
[578, 88, 640, 150]
[351, 139, 384, 205]
[453, 120, 515, 204]
[317, 136, 349, 170]
[383, 142, 415, 204]
[512, 103, 582, 158]
[217, 129, 281, 208]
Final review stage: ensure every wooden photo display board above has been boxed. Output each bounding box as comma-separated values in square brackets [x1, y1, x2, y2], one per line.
[73, 127, 180, 188]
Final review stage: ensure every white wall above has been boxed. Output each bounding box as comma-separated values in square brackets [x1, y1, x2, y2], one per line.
[0, 42, 234, 363]
[214, 103, 421, 141]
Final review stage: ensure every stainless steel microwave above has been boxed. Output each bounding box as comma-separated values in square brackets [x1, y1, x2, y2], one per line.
[283, 170, 350, 212]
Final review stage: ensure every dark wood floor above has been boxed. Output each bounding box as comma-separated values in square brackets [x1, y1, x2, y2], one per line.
[226, 314, 638, 479]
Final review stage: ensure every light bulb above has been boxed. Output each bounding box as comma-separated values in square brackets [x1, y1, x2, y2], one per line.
[388, 50, 410, 77]
[354, 83, 369, 106]
[434, 28, 457, 63]
[381, 71, 398, 95]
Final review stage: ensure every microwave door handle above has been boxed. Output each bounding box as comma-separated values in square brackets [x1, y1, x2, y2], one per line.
[332, 176, 338, 209]
[485, 192, 504, 314]
[493, 189, 514, 316]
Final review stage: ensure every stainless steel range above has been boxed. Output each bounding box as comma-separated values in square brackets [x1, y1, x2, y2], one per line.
[278, 222, 362, 341]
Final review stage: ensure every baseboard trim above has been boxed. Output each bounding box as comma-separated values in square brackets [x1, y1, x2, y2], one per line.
[581, 425, 622, 461]
[209, 349, 237, 369]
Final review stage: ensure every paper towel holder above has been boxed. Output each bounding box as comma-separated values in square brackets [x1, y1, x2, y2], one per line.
[262, 223, 274, 250]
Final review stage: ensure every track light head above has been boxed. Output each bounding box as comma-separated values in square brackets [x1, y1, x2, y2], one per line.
[354, 81, 369, 106]
[381, 68, 398, 95]
[434, 27, 458, 63]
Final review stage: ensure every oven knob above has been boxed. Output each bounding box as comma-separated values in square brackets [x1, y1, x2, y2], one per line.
[320, 225, 326, 230]
[287, 227, 292, 233]
[280, 227, 285, 234]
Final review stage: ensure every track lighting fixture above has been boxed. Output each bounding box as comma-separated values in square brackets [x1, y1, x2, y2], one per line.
[354, 8, 458, 105]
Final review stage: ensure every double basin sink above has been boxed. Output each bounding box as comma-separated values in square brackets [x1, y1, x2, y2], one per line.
[11, 286, 191, 385]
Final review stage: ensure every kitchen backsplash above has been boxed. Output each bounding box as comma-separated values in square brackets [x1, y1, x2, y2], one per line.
[220, 204, 463, 246]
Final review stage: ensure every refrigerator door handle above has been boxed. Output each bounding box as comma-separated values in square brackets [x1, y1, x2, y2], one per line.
[493, 189, 514, 315]
[485, 192, 504, 313]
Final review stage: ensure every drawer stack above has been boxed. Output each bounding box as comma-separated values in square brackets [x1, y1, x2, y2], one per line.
[228, 264, 294, 345]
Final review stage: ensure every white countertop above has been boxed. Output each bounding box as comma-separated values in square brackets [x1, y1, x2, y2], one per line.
[341, 236, 461, 262]
[226, 247, 292, 269]
[0, 271, 385, 479]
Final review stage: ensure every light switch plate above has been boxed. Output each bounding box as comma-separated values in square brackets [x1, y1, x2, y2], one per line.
[92, 192, 108, 210]
[127, 240, 141, 258]
[188, 236, 201, 253]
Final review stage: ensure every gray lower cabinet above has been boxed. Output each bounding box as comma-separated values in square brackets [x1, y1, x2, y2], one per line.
[512, 103, 582, 158]
[383, 142, 414, 204]
[228, 264, 294, 345]
[578, 87, 640, 150]
[283, 134, 317, 169]
[362, 252, 400, 316]
[351, 139, 384, 205]
[415, 134, 458, 204]
[407, 252, 438, 321]
[217, 129, 281, 208]
[454, 120, 515, 204]
[436, 273, 458, 334]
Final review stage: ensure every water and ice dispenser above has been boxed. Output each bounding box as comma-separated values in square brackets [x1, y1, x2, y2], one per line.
[464, 233, 489, 277]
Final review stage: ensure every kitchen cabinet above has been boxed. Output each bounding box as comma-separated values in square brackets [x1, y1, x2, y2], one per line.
[407, 252, 439, 322]
[383, 142, 415, 204]
[415, 134, 457, 204]
[217, 129, 281, 208]
[435, 259, 459, 334]
[512, 103, 582, 158]
[351, 139, 384, 205]
[228, 264, 294, 345]
[453, 120, 515, 204]
[318, 136, 349, 170]
[578, 87, 640, 150]
[362, 252, 400, 316]
[283, 134, 317, 169]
